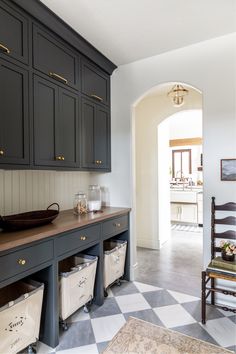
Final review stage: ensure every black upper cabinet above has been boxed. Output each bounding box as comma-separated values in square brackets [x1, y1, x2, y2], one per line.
[33, 24, 79, 90]
[34, 75, 78, 168]
[0, 59, 29, 165]
[81, 98, 110, 170]
[82, 59, 110, 106]
[0, 0, 28, 64]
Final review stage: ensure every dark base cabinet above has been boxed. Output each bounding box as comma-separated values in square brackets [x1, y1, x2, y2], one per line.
[0, 210, 130, 348]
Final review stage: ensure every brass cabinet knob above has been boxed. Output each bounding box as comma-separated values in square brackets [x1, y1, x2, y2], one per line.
[18, 258, 26, 266]
[55, 156, 62, 161]
[0, 150, 4, 156]
[95, 160, 102, 165]
[80, 236, 87, 241]
[61, 156, 65, 161]
[114, 223, 121, 227]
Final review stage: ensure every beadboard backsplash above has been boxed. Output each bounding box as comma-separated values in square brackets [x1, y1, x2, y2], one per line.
[0, 170, 90, 215]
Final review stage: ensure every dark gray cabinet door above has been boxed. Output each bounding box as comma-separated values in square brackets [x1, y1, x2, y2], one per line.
[82, 59, 110, 106]
[0, 59, 29, 165]
[0, 0, 28, 64]
[33, 24, 78, 89]
[34, 75, 79, 168]
[34, 75, 59, 167]
[81, 97, 110, 170]
[81, 98, 95, 168]
[95, 106, 110, 169]
[57, 88, 78, 167]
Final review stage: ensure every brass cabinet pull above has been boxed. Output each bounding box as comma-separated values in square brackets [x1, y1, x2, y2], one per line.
[49, 72, 68, 84]
[55, 156, 65, 161]
[90, 94, 103, 102]
[0, 43, 10, 54]
[80, 236, 87, 241]
[18, 258, 26, 266]
[95, 160, 102, 165]
[0, 150, 4, 156]
[114, 223, 121, 227]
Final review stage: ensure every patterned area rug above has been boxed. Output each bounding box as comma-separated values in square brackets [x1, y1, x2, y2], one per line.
[103, 317, 233, 354]
[171, 223, 202, 232]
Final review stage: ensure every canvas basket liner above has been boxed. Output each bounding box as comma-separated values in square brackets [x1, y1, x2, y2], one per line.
[104, 240, 127, 289]
[59, 254, 98, 320]
[0, 279, 44, 354]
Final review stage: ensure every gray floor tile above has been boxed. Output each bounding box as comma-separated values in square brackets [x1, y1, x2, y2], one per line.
[57, 320, 95, 351]
[229, 315, 236, 324]
[227, 345, 236, 352]
[182, 300, 224, 322]
[97, 341, 110, 353]
[124, 309, 165, 327]
[110, 281, 139, 296]
[172, 323, 218, 346]
[90, 297, 121, 319]
[143, 289, 178, 308]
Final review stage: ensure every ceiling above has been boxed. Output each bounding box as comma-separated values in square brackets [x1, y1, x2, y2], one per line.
[40, 0, 236, 66]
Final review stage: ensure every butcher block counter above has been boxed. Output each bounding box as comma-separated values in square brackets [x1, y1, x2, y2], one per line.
[0, 207, 131, 348]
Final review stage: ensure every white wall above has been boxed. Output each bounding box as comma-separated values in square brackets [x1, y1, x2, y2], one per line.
[169, 110, 202, 139]
[0, 170, 90, 215]
[92, 33, 236, 273]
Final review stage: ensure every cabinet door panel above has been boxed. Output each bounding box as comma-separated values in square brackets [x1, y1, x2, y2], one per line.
[33, 25, 78, 89]
[82, 60, 109, 106]
[34, 75, 59, 166]
[0, 1, 28, 64]
[0, 59, 29, 165]
[81, 98, 95, 168]
[57, 88, 78, 167]
[95, 106, 110, 169]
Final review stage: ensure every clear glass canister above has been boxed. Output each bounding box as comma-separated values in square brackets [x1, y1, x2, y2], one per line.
[88, 185, 101, 211]
[73, 192, 87, 215]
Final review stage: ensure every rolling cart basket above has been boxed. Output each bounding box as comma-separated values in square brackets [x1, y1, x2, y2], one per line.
[104, 240, 127, 289]
[59, 254, 98, 321]
[0, 280, 44, 354]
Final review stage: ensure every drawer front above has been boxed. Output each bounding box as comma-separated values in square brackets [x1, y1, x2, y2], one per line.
[0, 240, 53, 282]
[55, 224, 100, 256]
[103, 215, 129, 238]
[33, 25, 78, 89]
[82, 59, 110, 106]
[0, 1, 28, 64]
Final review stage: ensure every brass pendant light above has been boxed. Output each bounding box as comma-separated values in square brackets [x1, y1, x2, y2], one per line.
[167, 84, 189, 107]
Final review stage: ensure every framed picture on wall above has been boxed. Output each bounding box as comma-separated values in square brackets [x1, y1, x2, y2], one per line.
[221, 159, 236, 181]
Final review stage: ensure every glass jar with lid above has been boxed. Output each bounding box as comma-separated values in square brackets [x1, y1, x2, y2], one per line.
[88, 185, 101, 211]
[73, 192, 87, 215]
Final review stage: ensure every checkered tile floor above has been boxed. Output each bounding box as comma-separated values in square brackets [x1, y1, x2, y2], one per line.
[38, 281, 236, 354]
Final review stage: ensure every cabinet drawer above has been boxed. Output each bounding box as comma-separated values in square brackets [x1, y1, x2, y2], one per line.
[0, 1, 28, 64]
[0, 240, 53, 282]
[55, 224, 100, 256]
[82, 59, 110, 106]
[33, 25, 78, 89]
[103, 215, 129, 238]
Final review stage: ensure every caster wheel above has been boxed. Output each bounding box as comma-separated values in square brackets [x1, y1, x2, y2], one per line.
[27, 344, 37, 354]
[104, 290, 108, 297]
[60, 321, 68, 331]
[84, 305, 90, 313]
[116, 280, 121, 286]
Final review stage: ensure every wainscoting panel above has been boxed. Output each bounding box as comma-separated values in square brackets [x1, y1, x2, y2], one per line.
[0, 170, 90, 215]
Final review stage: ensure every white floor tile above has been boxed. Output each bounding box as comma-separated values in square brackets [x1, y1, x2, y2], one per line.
[218, 308, 235, 317]
[56, 343, 98, 354]
[91, 314, 126, 343]
[67, 307, 90, 323]
[153, 304, 196, 328]
[200, 317, 236, 348]
[116, 293, 151, 313]
[167, 290, 199, 303]
[37, 342, 54, 354]
[134, 281, 162, 293]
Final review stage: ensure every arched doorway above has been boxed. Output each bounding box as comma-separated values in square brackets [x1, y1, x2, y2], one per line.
[131, 82, 203, 295]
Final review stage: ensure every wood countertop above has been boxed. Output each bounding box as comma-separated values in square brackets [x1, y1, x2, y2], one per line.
[0, 207, 131, 253]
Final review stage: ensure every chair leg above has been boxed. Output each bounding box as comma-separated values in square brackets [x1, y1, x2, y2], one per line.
[201, 271, 206, 324]
[211, 278, 215, 305]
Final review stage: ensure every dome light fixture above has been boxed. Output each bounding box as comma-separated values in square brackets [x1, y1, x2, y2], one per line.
[167, 84, 189, 107]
